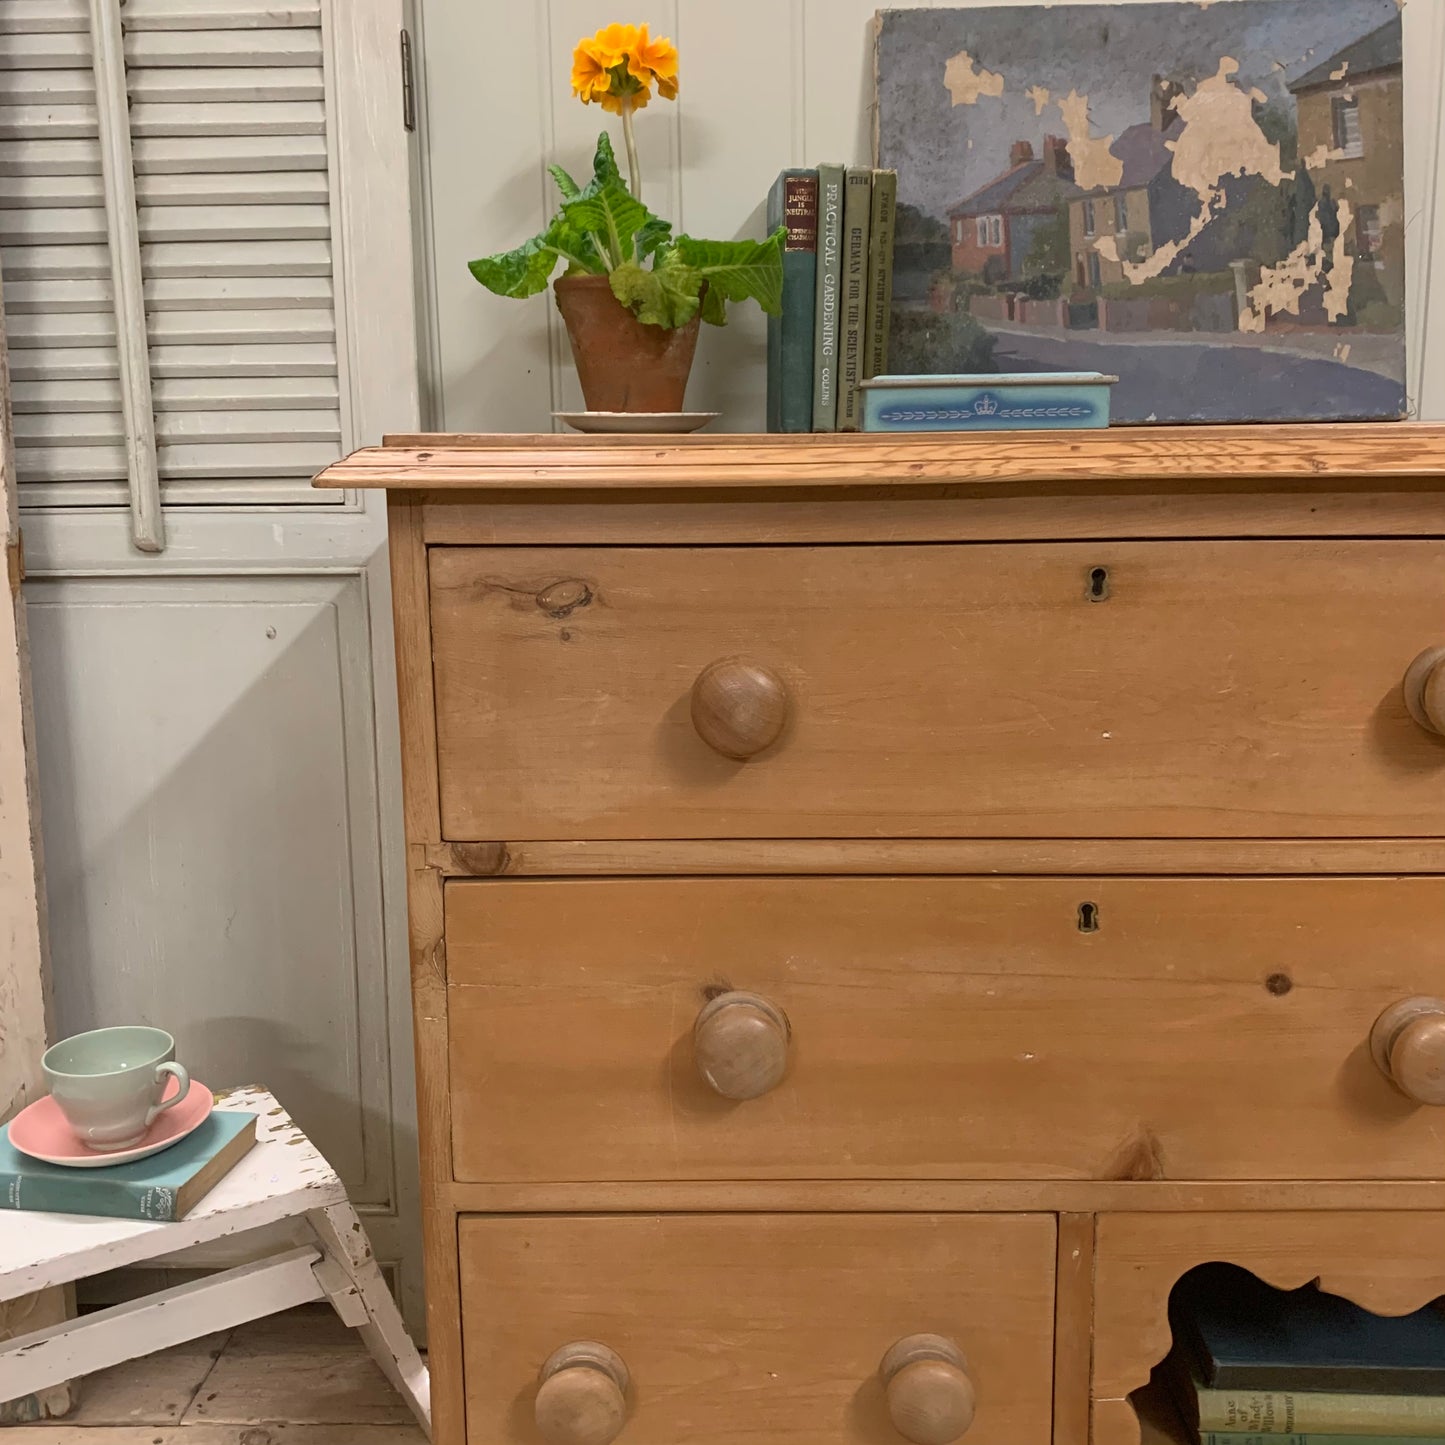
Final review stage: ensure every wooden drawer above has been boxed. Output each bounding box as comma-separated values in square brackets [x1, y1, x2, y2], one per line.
[428, 540, 1445, 841]
[447, 876, 1445, 1184]
[459, 1212, 1055, 1445]
[1090, 1212, 1445, 1445]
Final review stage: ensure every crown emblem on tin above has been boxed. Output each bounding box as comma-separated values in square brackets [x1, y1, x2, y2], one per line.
[972, 393, 1001, 416]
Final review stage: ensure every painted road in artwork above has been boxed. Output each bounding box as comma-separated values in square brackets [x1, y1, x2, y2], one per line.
[990, 328, 1409, 422]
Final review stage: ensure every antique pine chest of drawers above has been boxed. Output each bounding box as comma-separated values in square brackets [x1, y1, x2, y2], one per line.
[316, 424, 1445, 1445]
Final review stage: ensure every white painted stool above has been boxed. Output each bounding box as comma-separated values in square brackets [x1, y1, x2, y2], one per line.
[0, 1086, 430, 1436]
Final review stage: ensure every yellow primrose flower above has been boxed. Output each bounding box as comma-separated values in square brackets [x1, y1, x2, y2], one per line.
[627, 24, 678, 96]
[600, 83, 649, 115]
[590, 22, 638, 68]
[570, 40, 614, 104]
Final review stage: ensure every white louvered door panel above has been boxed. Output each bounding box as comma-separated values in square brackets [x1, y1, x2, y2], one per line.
[0, 0, 347, 509]
[0, 3, 127, 497]
[124, 0, 343, 502]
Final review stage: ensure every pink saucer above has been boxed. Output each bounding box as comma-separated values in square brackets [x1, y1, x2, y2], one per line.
[7, 1078, 214, 1168]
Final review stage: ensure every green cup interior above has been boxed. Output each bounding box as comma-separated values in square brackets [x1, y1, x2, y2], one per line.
[43, 1026, 174, 1078]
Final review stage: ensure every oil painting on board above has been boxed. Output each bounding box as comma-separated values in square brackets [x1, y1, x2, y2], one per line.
[875, 0, 1407, 423]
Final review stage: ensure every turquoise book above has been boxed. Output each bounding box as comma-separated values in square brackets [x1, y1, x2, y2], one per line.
[811, 162, 844, 432]
[0, 1110, 257, 1221]
[765, 168, 818, 433]
[1177, 1265, 1445, 1394]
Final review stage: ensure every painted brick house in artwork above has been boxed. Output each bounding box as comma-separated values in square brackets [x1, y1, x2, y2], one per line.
[947, 136, 1074, 281]
[1066, 79, 1194, 289]
[1287, 16, 1404, 316]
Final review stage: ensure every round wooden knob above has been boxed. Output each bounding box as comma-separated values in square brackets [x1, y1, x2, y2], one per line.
[1403, 647, 1445, 736]
[535, 1342, 630, 1445]
[880, 1335, 976, 1445]
[693, 991, 790, 1101]
[1372, 998, 1445, 1106]
[690, 657, 788, 760]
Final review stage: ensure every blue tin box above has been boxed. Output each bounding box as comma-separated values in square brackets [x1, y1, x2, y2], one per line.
[859, 372, 1118, 433]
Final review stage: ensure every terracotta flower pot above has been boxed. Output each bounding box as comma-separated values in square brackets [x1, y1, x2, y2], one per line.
[553, 274, 701, 413]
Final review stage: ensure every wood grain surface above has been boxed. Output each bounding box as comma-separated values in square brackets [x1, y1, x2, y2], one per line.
[428, 541, 1445, 841]
[1092, 1212, 1445, 1445]
[312, 423, 1445, 490]
[446, 876, 1445, 1184]
[459, 1213, 1055, 1445]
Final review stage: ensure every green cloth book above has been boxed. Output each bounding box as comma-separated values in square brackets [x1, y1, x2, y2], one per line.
[811, 163, 844, 432]
[1165, 1344, 1445, 1438]
[765, 168, 818, 434]
[1190, 1384, 1445, 1437]
[1203, 1436, 1438, 1445]
[0, 1110, 257, 1221]
[837, 167, 872, 431]
[863, 168, 897, 379]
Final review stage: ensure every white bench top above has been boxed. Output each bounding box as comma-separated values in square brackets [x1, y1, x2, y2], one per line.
[0, 1086, 347, 1298]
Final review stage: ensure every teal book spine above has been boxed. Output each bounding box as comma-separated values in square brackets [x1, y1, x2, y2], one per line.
[0, 1111, 256, 1221]
[837, 167, 872, 431]
[811, 163, 844, 431]
[766, 168, 818, 433]
[863, 168, 898, 379]
[1203, 1436, 1432, 1445]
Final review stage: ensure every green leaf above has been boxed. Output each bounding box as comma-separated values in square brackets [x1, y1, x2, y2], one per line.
[609, 254, 704, 329]
[591, 131, 622, 187]
[467, 211, 606, 297]
[673, 227, 787, 323]
[548, 162, 582, 201]
[636, 214, 673, 261]
[699, 281, 727, 326]
[467, 230, 563, 298]
[563, 176, 656, 267]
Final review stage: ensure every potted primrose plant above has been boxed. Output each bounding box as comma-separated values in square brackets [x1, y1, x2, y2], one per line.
[467, 23, 785, 416]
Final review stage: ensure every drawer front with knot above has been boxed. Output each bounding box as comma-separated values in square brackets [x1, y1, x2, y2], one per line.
[428, 540, 1445, 842]
[445, 875, 1445, 1184]
[319, 425, 1445, 1445]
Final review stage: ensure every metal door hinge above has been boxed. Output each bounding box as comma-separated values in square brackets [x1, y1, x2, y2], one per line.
[400, 28, 417, 132]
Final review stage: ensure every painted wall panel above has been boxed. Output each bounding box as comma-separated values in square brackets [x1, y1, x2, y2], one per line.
[25, 575, 394, 1210]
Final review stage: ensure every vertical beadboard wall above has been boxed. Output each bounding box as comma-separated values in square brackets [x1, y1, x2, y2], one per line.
[415, 0, 1445, 434]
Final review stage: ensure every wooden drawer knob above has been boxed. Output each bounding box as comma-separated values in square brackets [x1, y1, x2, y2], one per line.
[535, 1342, 630, 1445]
[1372, 998, 1445, 1106]
[1404, 647, 1445, 736]
[880, 1335, 976, 1445]
[690, 657, 788, 759]
[693, 990, 790, 1100]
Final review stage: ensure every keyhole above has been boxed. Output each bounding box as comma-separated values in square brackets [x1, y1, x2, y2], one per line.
[1088, 567, 1110, 602]
[1077, 901, 1100, 933]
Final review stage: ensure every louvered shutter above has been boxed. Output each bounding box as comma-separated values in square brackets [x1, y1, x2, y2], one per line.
[0, 0, 126, 497]
[1, 0, 345, 512]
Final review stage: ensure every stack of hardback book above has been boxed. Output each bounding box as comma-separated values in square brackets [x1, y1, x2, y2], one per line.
[1164, 1265, 1445, 1445]
[766, 164, 897, 433]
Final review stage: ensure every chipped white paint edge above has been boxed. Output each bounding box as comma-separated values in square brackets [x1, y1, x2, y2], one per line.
[87, 0, 163, 554]
[310, 1201, 431, 1436]
[0, 1246, 325, 1401]
[0, 1089, 429, 1434]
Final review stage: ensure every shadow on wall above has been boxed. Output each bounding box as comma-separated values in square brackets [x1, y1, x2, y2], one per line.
[23, 569, 399, 1210]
